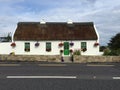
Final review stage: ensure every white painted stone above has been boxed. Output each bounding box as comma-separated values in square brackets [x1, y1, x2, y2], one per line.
[0, 40, 101, 55]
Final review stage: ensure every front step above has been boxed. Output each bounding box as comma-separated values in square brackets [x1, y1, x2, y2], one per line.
[62, 56, 73, 62]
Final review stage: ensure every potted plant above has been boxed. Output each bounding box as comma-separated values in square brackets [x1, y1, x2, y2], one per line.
[70, 42, 74, 46]
[46, 48, 51, 52]
[60, 50, 63, 55]
[58, 43, 63, 47]
[70, 49, 73, 53]
[60, 50, 63, 53]
[10, 52, 15, 55]
[11, 42, 16, 47]
[81, 48, 87, 52]
[35, 42, 40, 47]
[94, 42, 99, 47]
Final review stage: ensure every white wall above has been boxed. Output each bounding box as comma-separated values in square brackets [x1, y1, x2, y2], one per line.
[0, 42, 12, 54]
[0, 40, 101, 55]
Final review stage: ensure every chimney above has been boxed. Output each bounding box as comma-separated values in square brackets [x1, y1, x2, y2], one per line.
[67, 19, 73, 24]
[40, 19, 46, 24]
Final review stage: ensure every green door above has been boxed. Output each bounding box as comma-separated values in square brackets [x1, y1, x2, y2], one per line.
[64, 42, 69, 55]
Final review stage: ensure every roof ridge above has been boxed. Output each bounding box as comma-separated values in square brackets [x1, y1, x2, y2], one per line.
[18, 22, 94, 25]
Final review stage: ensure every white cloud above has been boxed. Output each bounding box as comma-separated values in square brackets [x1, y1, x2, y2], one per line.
[0, 0, 120, 45]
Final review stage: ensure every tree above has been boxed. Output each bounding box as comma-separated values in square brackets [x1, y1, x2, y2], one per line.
[5, 32, 12, 42]
[108, 33, 120, 50]
[107, 33, 120, 56]
[100, 46, 106, 52]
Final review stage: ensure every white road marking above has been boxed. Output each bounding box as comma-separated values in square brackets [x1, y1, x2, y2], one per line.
[87, 64, 114, 67]
[0, 64, 20, 66]
[6, 76, 77, 79]
[113, 77, 120, 79]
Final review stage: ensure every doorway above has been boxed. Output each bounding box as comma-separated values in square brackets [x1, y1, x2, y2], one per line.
[64, 42, 69, 55]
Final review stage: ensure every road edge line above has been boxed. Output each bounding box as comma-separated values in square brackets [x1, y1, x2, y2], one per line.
[6, 76, 77, 79]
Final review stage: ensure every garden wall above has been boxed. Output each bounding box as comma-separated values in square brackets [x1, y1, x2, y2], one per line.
[74, 55, 120, 63]
[0, 55, 61, 62]
[0, 55, 120, 63]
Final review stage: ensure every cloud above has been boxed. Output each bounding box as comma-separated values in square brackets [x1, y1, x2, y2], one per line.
[0, 0, 120, 45]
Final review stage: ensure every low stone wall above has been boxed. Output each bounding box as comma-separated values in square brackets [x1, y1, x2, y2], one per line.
[0, 55, 120, 63]
[0, 55, 61, 62]
[74, 55, 120, 63]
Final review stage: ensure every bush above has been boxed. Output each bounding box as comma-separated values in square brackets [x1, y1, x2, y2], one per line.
[73, 50, 81, 55]
[10, 52, 15, 55]
[103, 48, 111, 56]
[114, 49, 120, 56]
[103, 48, 120, 56]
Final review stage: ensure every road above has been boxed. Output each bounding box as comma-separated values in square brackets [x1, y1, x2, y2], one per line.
[0, 62, 120, 90]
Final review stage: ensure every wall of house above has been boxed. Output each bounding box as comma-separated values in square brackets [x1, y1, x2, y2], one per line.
[0, 42, 12, 54]
[0, 40, 101, 56]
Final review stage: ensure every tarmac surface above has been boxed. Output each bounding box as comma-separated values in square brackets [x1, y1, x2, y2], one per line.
[0, 62, 120, 90]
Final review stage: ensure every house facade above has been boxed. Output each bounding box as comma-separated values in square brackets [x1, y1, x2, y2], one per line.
[0, 21, 101, 56]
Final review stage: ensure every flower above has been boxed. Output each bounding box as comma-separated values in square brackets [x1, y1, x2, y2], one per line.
[60, 50, 63, 53]
[46, 48, 51, 52]
[11, 42, 16, 47]
[70, 42, 74, 46]
[35, 42, 39, 47]
[70, 49, 73, 53]
[94, 42, 99, 47]
[81, 48, 87, 52]
[58, 43, 63, 47]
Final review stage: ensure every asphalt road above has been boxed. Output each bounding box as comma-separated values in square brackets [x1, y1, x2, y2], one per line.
[0, 62, 120, 90]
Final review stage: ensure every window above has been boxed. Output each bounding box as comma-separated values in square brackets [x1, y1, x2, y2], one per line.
[25, 42, 30, 52]
[46, 42, 51, 52]
[81, 42, 87, 52]
[81, 42, 87, 49]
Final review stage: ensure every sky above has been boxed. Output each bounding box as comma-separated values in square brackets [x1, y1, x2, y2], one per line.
[0, 0, 120, 45]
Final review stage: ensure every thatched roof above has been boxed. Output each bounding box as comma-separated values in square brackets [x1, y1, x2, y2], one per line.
[14, 22, 98, 41]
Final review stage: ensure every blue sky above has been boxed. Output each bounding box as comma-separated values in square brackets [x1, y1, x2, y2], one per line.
[0, 0, 120, 45]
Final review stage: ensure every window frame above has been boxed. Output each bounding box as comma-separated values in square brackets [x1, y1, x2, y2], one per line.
[81, 42, 87, 49]
[24, 42, 30, 52]
[46, 42, 51, 52]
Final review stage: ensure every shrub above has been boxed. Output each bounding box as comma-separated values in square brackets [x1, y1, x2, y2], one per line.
[73, 50, 81, 55]
[103, 48, 111, 56]
[111, 49, 120, 56]
[10, 52, 15, 55]
[103, 48, 120, 56]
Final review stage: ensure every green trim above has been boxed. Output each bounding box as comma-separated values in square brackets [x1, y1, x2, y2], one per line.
[64, 42, 69, 55]
[25, 42, 30, 52]
[81, 42, 87, 49]
[46, 42, 51, 52]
